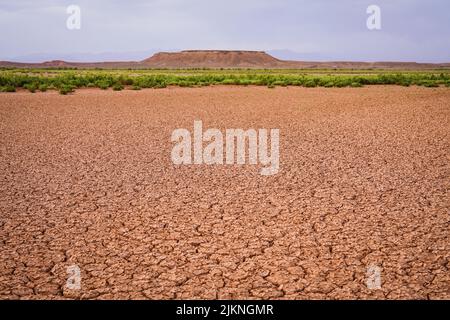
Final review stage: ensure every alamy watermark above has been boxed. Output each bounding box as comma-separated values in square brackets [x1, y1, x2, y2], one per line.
[366, 265, 382, 289]
[66, 5, 81, 30]
[66, 264, 81, 290]
[171, 120, 280, 175]
[366, 5, 381, 30]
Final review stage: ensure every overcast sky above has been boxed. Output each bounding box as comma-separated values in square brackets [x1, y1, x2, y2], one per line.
[1, 0, 449, 62]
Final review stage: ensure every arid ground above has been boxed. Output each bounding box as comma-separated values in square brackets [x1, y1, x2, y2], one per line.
[0, 86, 449, 299]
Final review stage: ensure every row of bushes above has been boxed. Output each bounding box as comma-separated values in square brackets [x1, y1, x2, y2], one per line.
[1, 72, 449, 94]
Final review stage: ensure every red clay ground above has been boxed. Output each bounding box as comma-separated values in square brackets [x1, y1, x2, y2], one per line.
[0, 86, 449, 299]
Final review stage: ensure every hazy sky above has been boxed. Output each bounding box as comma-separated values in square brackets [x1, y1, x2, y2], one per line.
[1, 0, 449, 62]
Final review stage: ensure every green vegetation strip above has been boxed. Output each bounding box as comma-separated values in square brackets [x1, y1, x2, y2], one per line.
[1, 70, 449, 94]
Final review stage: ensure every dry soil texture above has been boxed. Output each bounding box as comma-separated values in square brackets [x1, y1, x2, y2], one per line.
[0, 86, 449, 299]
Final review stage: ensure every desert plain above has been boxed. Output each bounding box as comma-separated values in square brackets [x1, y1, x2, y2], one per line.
[0, 85, 449, 299]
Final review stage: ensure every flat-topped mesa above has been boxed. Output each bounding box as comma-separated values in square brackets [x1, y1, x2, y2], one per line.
[42, 60, 69, 67]
[180, 50, 267, 53]
[141, 50, 284, 68]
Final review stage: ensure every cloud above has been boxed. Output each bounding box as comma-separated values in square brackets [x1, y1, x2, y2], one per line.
[0, 0, 449, 62]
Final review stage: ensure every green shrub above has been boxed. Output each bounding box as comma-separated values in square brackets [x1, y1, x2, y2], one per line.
[334, 81, 347, 88]
[59, 85, 74, 95]
[420, 81, 438, 87]
[119, 77, 134, 85]
[238, 79, 251, 86]
[221, 79, 236, 85]
[154, 83, 167, 88]
[39, 84, 48, 92]
[0, 70, 448, 93]
[178, 81, 194, 87]
[272, 80, 287, 86]
[24, 83, 38, 93]
[0, 85, 16, 92]
[304, 80, 317, 87]
[95, 80, 110, 90]
[399, 80, 411, 87]
[112, 84, 124, 91]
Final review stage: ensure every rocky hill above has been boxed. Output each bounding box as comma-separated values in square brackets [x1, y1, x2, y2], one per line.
[1, 50, 449, 69]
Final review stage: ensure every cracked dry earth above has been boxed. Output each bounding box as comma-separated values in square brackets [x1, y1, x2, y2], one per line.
[0, 86, 449, 300]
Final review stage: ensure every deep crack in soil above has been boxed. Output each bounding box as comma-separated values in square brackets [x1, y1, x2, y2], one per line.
[0, 86, 449, 299]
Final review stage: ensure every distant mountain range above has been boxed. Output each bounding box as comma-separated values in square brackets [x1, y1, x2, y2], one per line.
[3, 50, 330, 63]
[1, 50, 449, 69]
